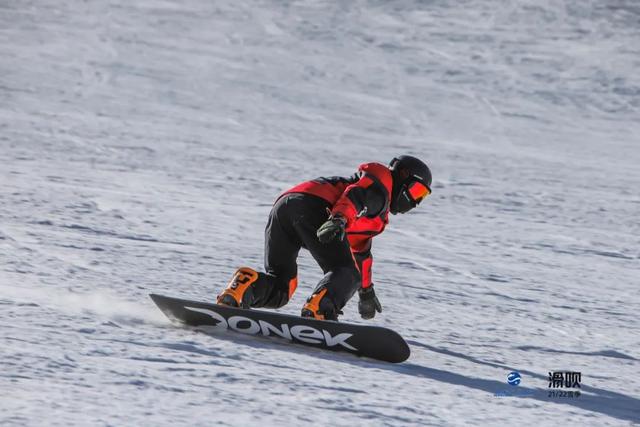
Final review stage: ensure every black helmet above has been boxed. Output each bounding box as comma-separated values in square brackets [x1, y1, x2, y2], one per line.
[389, 155, 432, 214]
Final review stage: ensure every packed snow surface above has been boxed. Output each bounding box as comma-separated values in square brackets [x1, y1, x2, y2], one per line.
[1, 0, 639, 426]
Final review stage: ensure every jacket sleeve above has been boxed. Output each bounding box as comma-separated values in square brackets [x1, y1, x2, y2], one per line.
[331, 172, 383, 289]
[330, 173, 386, 226]
[353, 240, 374, 289]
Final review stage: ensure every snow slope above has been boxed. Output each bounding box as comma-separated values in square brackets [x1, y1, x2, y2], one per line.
[1, 0, 639, 425]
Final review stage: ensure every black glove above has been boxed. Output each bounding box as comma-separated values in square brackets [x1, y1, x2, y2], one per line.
[316, 215, 347, 244]
[358, 285, 382, 320]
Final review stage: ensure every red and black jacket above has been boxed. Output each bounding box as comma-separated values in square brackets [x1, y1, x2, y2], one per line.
[282, 162, 393, 289]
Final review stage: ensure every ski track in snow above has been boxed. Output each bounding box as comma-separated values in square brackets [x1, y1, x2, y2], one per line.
[1, 0, 639, 426]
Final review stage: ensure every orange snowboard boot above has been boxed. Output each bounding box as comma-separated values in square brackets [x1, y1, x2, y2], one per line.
[216, 267, 259, 308]
[301, 288, 340, 321]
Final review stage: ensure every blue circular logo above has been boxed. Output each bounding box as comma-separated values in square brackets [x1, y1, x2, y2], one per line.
[507, 371, 522, 386]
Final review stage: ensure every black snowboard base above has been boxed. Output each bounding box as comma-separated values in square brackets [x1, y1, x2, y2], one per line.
[150, 294, 410, 363]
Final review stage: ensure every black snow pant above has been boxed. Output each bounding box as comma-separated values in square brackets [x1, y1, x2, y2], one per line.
[249, 193, 361, 311]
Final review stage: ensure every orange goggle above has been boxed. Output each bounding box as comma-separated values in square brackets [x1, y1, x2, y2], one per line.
[406, 181, 431, 204]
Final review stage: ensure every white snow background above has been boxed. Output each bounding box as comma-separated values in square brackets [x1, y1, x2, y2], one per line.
[1, 0, 639, 426]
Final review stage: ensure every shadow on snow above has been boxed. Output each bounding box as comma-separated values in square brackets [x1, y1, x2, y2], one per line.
[144, 324, 639, 424]
[400, 341, 640, 424]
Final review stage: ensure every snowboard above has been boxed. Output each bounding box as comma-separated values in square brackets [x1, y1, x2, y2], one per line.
[150, 294, 410, 363]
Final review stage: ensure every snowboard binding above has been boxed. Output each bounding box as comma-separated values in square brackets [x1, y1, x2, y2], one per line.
[216, 267, 259, 308]
[301, 288, 342, 321]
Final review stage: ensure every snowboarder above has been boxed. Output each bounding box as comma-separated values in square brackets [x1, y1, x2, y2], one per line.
[217, 155, 432, 320]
